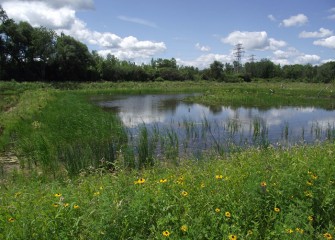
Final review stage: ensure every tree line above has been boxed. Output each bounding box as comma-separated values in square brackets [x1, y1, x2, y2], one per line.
[1, 6, 334, 83]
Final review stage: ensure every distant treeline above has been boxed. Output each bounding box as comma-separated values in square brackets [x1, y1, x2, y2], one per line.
[1, 6, 335, 83]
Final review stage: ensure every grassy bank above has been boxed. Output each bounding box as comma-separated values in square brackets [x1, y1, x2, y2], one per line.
[0, 80, 335, 239]
[1, 143, 334, 239]
[186, 82, 335, 110]
[1, 81, 334, 175]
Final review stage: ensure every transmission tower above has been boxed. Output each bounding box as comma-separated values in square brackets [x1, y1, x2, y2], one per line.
[234, 43, 244, 73]
[249, 54, 256, 63]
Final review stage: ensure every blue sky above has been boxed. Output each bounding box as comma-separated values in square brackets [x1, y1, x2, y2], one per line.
[2, 0, 335, 68]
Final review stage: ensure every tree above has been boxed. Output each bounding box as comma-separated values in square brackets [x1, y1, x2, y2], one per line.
[254, 59, 276, 79]
[316, 61, 335, 83]
[209, 60, 225, 81]
[0, 5, 8, 24]
[31, 27, 56, 80]
[53, 33, 92, 81]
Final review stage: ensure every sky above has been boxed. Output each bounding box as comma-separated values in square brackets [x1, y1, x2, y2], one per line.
[1, 0, 335, 69]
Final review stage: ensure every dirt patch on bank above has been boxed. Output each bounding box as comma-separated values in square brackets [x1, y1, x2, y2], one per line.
[0, 152, 20, 175]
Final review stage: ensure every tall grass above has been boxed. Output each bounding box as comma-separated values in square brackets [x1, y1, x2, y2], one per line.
[186, 82, 335, 110]
[1, 80, 335, 239]
[1, 142, 334, 239]
[9, 92, 127, 176]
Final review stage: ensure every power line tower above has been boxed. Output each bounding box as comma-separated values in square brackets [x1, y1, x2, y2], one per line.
[234, 43, 244, 73]
[249, 54, 256, 63]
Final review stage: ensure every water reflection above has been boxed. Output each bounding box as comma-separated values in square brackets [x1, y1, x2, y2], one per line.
[96, 93, 335, 150]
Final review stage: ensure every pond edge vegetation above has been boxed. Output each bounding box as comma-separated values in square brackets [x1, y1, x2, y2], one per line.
[0, 81, 335, 239]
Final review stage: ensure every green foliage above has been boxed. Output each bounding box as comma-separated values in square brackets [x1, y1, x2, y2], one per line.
[186, 82, 335, 110]
[0, 143, 334, 239]
[1, 7, 335, 84]
[316, 61, 335, 83]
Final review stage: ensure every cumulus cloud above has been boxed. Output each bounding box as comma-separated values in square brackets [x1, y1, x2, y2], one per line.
[0, 0, 94, 10]
[328, 7, 335, 20]
[272, 47, 320, 65]
[313, 36, 335, 49]
[294, 54, 320, 65]
[118, 15, 157, 28]
[321, 59, 335, 64]
[268, 38, 287, 50]
[195, 43, 211, 52]
[281, 14, 308, 27]
[2, 1, 76, 28]
[299, 28, 333, 38]
[222, 31, 286, 51]
[268, 14, 276, 22]
[2, 0, 166, 61]
[177, 53, 233, 69]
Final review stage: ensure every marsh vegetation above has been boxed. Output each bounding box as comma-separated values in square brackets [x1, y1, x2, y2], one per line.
[0, 81, 334, 239]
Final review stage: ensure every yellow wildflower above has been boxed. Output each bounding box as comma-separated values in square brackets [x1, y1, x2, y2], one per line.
[215, 208, 221, 213]
[93, 191, 100, 196]
[286, 229, 294, 234]
[225, 211, 231, 218]
[63, 203, 69, 207]
[304, 191, 313, 197]
[73, 204, 80, 209]
[229, 234, 237, 240]
[54, 193, 62, 197]
[323, 233, 333, 240]
[181, 191, 188, 197]
[162, 230, 170, 237]
[8, 217, 15, 223]
[159, 179, 168, 183]
[274, 207, 280, 213]
[215, 175, 223, 179]
[134, 178, 146, 184]
[180, 225, 188, 232]
[52, 203, 59, 208]
[260, 181, 267, 187]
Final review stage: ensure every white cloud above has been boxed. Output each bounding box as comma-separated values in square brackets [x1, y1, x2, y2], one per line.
[195, 43, 211, 52]
[2, 0, 166, 61]
[177, 53, 233, 69]
[281, 14, 308, 27]
[313, 36, 335, 49]
[268, 38, 287, 50]
[0, 0, 94, 10]
[268, 14, 276, 22]
[299, 28, 333, 38]
[3, 1, 76, 29]
[272, 47, 320, 65]
[294, 54, 320, 65]
[321, 59, 335, 64]
[117, 15, 157, 28]
[98, 37, 166, 61]
[328, 7, 335, 20]
[271, 58, 290, 66]
[222, 31, 286, 51]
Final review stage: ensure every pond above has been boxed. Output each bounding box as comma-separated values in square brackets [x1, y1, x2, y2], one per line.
[95, 93, 335, 156]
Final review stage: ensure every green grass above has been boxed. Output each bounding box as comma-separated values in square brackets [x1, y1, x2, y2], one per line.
[0, 80, 334, 238]
[14, 92, 128, 176]
[186, 82, 335, 110]
[1, 143, 334, 239]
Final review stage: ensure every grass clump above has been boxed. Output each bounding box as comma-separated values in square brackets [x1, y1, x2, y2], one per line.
[15, 92, 128, 176]
[1, 142, 334, 239]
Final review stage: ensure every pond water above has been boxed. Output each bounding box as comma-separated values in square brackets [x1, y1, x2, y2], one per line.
[96, 93, 335, 155]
